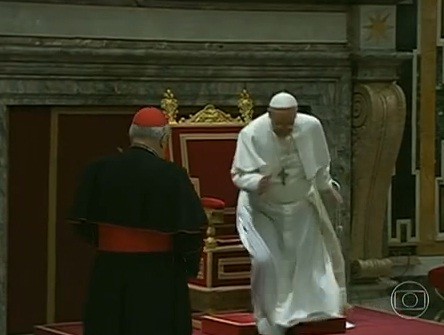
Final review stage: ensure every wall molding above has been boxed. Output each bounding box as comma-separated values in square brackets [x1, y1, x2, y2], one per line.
[0, 2, 347, 43]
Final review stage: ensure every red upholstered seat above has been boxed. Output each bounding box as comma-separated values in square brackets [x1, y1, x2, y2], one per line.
[201, 197, 226, 210]
[428, 266, 444, 291]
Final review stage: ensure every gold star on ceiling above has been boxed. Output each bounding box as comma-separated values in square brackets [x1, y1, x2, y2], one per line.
[363, 12, 394, 43]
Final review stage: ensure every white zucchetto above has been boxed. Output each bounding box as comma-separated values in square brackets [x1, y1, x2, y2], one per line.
[268, 92, 298, 109]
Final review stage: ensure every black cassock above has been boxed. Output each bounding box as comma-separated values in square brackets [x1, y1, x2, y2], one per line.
[69, 146, 207, 335]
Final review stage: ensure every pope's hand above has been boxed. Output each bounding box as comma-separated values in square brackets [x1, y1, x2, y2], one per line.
[331, 187, 343, 205]
[258, 175, 271, 195]
[325, 187, 343, 206]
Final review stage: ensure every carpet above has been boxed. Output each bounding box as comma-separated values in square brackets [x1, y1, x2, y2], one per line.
[34, 307, 444, 335]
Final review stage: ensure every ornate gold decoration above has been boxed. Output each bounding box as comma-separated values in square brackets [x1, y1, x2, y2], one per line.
[238, 89, 254, 123]
[205, 225, 217, 250]
[363, 12, 394, 43]
[196, 257, 204, 280]
[351, 258, 393, 281]
[160, 88, 254, 124]
[351, 83, 406, 263]
[160, 89, 179, 123]
[180, 105, 244, 124]
[204, 210, 217, 250]
[204, 208, 225, 250]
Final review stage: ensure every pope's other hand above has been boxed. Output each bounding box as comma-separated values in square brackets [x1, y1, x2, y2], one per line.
[258, 175, 271, 195]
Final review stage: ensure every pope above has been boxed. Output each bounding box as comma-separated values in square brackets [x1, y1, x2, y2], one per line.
[231, 92, 347, 335]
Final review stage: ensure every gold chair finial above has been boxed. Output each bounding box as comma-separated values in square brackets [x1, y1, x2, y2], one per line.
[160, 88, 254, 124]
[161, 89, 179, 123]
[180, 104, 243, 124]
[238, 89, 254, 123]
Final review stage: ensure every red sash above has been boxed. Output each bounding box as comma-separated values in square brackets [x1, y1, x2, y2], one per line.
[98, 224, 173, 253]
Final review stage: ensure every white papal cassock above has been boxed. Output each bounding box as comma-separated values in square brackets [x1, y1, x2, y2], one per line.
[231, 113, 347, 335]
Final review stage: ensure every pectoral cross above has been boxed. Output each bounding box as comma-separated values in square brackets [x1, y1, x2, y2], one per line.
[278, 167, 289, 186]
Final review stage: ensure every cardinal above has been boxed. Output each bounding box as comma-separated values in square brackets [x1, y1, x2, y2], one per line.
[69, 107, 207, 335]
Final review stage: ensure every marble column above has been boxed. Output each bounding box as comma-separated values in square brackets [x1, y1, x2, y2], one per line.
[349, 4, 408, 293]
[0, 103, 8, 335]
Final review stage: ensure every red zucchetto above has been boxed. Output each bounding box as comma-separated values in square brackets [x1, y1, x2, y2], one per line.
[132, 107, 168, 127]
